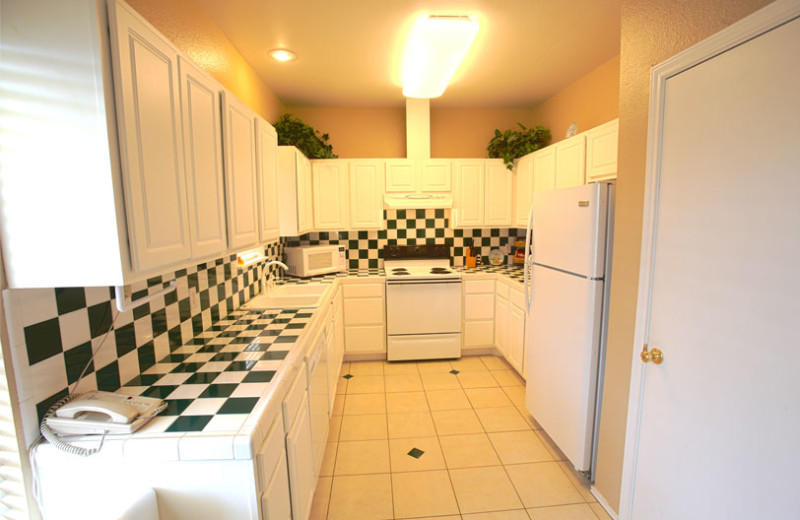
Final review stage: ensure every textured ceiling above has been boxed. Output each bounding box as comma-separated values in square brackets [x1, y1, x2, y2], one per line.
[194, 0, 621, 108]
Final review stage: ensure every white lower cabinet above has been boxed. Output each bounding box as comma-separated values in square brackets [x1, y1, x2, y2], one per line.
[328, 286, 346, 411]
[492, 280, 527, 376]
[256, 414, 291, 520]
[282, 366, 315, 520]
[463, 280, 495, 349]
[343, 281, 386, 354]
[494, 293, 509, 358]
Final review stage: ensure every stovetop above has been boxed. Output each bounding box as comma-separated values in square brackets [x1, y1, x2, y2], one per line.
[384, 244, 461, 281]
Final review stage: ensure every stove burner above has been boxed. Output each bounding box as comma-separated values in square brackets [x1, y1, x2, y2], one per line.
[391, 268, 409, 273]
[430, 268, 452, 274]
[392, 271, 410, 275]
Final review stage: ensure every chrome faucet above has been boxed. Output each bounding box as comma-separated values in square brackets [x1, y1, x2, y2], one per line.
[263, 260, 288, 290]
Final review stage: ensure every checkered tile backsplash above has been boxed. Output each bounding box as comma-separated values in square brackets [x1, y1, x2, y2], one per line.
[5, 240, 284, 446]
[284, 209, 525, 269]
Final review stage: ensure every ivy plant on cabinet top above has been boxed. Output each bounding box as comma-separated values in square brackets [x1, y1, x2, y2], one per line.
[274, 114, 337, 159]
[488, 123, 551, 170]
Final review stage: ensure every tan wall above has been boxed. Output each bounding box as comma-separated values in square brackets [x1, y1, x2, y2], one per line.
[430, 108, 535, 158]
[594, 0, 774, 513]
[125, 0, 284, 122]
[529, 56, 621, 144]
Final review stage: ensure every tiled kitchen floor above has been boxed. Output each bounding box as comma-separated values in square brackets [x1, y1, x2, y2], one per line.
[310, 356, 613, 520]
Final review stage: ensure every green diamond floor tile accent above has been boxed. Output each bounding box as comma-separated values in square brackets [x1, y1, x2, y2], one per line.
[449, 369, 460, 375]
[407, 447, 425, 459]
[343, 374, 354, 379]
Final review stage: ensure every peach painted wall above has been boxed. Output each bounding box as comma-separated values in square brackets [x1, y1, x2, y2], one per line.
[125, 0, 284, 122]
[430, 108, 535, 158]
[529, 55, 620, 143]
[594, 0, 774, 513]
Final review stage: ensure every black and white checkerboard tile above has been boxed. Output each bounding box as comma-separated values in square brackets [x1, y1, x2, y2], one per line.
[118, 308, 312, 433]
[457, 264, 525, 283]
[284, 209, 524, 269]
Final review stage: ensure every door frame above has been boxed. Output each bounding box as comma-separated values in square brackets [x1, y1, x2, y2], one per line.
[619, 1, 800, 517]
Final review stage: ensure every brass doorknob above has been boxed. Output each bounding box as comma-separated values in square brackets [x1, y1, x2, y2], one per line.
[640, 344, 664, 365]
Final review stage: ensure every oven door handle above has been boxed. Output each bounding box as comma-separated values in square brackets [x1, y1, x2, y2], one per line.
[386, 279, 462, 286]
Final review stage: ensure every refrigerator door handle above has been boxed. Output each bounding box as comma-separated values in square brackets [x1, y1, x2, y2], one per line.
[524, 201, 535, 312]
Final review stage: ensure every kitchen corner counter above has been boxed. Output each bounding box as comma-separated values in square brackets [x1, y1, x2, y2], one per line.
[458, 264, 524, 284]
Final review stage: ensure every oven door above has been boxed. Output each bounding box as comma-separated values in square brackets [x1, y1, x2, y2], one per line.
[386, 279, 462, 335]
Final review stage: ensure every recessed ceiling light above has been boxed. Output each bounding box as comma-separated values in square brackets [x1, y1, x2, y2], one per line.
[402, 15, 479, 98]
[269, 49, 296, 62]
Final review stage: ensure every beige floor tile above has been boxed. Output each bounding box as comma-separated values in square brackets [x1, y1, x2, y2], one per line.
[476, 407, 532, 432]
[417, 359, 454, 373]
[502, 385, 527, 406]
[589, 502, 614, 520]
[488, 431, 553, 465]
[348, 361, 385, 375]
[491, 369, 526, 387]
[463, 510, 532, 520]
[421, 372, 462, 390]
[383, 361, 419, 375]
[439, 433, 501, 468]
[480, 355, 511, 370]
[450, 356, 490, 371]
[388, 436, 446, 472]
[401, 517, 460, 520]
[321, 442, 338, 477]
[336, 378, 348, 395]
[387, 411, 437, 438]
[527, 503, 597, 520]
[533, 430, 567, 461]
[426, 388, 471, 411]
[458, 370, 500, 388]
[346, 375, 385, 394]
[339, 414, 387, 441]
[432, 409, 485, 435]
[465, 387, 514, 408]
[392, 470, 460, 518]
[386, 391, 429, 413]
[450, 466, 523, 514]
[332, 393, 345, 416]
[505, 462, 585, 508]
[328, 473, 393, 520]
[343, 393, 386, 415]
[328, 415, 342, 442]
[556, 461, 595, 502]
[339, 362, 351, 377]
[309, 476, 332, 520]
[334, 439, 390, 475]
[385, 373, 424, 392]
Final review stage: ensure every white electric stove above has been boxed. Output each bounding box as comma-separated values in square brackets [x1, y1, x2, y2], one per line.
[384, 245, 462, 361]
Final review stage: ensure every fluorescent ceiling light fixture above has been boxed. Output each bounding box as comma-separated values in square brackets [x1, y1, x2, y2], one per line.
[402, 15, 479, 98]
[269, 49, 296, 62]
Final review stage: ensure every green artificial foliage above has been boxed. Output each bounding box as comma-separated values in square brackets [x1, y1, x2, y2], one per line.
[274, 114, 338, 159]
[487, 123, 551, 170]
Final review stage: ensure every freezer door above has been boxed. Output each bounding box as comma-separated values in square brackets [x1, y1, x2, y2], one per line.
[531, 183, 608, 278]
[524, 265, 604, 472]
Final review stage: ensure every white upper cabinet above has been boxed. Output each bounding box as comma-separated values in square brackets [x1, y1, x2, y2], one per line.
[255, 118, 280, 243]
[554, 135, 586, 189]
[420, 159, 451, 192]
[452, 160, 485, 228]
[385, 160, 417, 192]
[178, 58, 228, 260]
[532, 147, 557, 193]
[513, 153, 534, 227]
[349, 160, 385, 230]
[110, 0, 193, 272]
[221, 91, 260, 250]
[585, 118, 619, 182]
[484, 159, 512, 227]
[277, 146, 314, 237]
[312, 160, 350, 231]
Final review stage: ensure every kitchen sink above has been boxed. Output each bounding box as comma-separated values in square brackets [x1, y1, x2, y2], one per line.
[242, 284, 331, 309]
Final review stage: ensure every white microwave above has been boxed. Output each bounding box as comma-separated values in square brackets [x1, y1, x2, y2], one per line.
[284, 245, 347, 278]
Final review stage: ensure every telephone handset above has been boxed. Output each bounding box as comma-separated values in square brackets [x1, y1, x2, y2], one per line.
[44, 391, 166, 436]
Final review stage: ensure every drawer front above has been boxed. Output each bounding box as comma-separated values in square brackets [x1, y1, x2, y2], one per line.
[344, 297, 385, 325]
[465, 320, 494, 346]
[464, 279, 495, 294]
[465, 293, 494, 320]
[509, 287, 526, 309]
[343, 283, 383, 298]
[495, 282, 510, 300]
[282, 365, 308, 431]
[256, 413, 286, 495]
[260, 455, 291, 520]
[344, 325, 386, 353]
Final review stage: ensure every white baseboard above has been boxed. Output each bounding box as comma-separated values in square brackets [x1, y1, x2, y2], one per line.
[591, 486, 620, 520]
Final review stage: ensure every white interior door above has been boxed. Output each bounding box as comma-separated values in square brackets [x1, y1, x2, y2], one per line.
[623, 10, 800, 519]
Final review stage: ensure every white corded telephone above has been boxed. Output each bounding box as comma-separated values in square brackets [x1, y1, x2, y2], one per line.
[44, 391, 165, 436]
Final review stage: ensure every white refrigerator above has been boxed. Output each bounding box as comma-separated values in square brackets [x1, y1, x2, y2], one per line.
[523, 182, 614, 479]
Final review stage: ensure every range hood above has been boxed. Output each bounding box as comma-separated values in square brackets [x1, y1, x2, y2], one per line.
[384, 192, 453, 209]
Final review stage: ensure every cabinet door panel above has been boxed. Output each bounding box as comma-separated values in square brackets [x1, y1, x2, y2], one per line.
[532, 148, 556, 193]
[421, 159, 451, 192]
[256, 118, 280, 242]
[286, 393, 314, 520]
[453, 160, 485, 227]
[313, 160, 349, 230]
[585, 119, 619, 182]
[222, 92, 259, 249]
[555, 136, 587, 189]
[385, 160, 417, 192]
[178, 58, 227, 259]
[297, 154, 314, 234]
[485, 159, 512, 227]
[508, 304, 526, 375]
[349, 160, 385, 230]
[344, 325, 386, 353]
[514, 154, 534, 227]
[111, 5, 192, 271]
[494, 296, 509, 357]
[261, 456, 291, 520]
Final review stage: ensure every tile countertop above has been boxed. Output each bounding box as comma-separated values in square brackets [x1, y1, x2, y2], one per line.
[45, 267, 523, 462]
